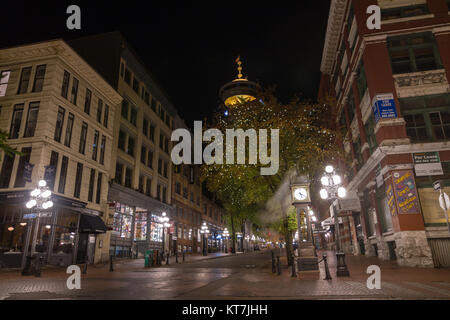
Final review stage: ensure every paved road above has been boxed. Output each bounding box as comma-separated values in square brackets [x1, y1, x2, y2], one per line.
[1, 250, 449, 300]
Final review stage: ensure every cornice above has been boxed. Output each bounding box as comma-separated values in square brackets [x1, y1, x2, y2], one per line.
[320, 0, 349, 74]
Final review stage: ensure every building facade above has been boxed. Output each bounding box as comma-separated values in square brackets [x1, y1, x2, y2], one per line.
[69, 32, 176, 258]
[318, 0, 450, 267]
[0, 40, 122, 267]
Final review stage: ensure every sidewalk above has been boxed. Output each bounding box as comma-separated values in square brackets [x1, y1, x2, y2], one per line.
[0, 252, 236, 281]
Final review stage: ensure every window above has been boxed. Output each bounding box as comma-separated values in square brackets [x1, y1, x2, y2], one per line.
[54, 106, 65, 143]
[61, 70, 70, 98]
[381, 4, 428, 21]
[96, 173, 102, 204]
[143, 118, 148, 137]
[158, 158, 162, 174]
[115, 163, 123, 184]
[190, 192, 194, 203]
[0, 71, 11, 96]
[151, 98, 157, 112]
[149, 124, 155, 141]
[163, 161, 168, 178]
[144, 91, 150, 105]
[0, 153, 15, 188]
[388, 32, 442, 74]
[160, 134, 164, 149]
[84, 88, 92, 114]
[364, 114, 377, 154]
[104, 104, 109, 128]
[88, 169, 96, 202]
[162, 186, 167, 203]
[164, 138, 169, 154]
[118, 130, 126, 151]
[22, 102, 39, 138]
[79, 122, 88, 154]
[17, 67, 32, 94]
[121, 100, 129, 119]
[157, 184, 161, 200]
[47, 151, 59, 191]
[97, 99, 103, 123]
[183, 187, 188, 199]
[141, 146, 147, 164]
[347, 91, 355, 123]
[124, 69, 131, 85]
[74, 163, 83, 198]
[147, 150, 153, 169]
[70, 78, 79, 105]
[14, 147, 31, 187]
[120, 62, 124, 78]
[356, 63, 367, 100]
[400, 94, 450, 142]
[132, 77, 139, 93]
[58, 156, 69, 194]
[146, 178, 152, 196]
[125, 168, 132, 188]
[92, 130, 99, 161]
[64, 113, 74, 147]
[127, 136, 135, 157]
[138, 175, 145, 193]
[32, 65, 46, 92]
[9, 104, 24, 139]
[130, 107, 137, 126]
[175, 182, 181, 194]
[99, 135, 106, 165]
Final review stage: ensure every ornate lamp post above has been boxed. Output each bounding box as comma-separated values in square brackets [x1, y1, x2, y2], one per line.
[319, 165, 350, 277]
[200, 222, 209, 256]
[158, 212, 170, 256]
[223, 228, 230, 253]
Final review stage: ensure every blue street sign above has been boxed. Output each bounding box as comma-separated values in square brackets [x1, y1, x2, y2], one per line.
[23, 213, 37, 219]
[372, 93, 397, 123]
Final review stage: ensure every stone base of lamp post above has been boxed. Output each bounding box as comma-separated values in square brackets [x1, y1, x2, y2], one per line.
[336, 252, 350, 277]
[296, 241, 320, 280]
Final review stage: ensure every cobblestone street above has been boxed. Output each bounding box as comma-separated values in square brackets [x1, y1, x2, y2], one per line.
[1, 250, 449, 300]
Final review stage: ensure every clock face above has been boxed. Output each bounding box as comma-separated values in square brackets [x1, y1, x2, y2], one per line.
[294, 188, 308, 201]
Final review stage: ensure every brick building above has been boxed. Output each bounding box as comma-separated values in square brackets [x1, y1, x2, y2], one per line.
[318, 0, 450, 267]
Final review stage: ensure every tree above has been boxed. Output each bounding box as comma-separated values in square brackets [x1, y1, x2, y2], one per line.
[0, 130, 23, 160]
[201, 89, 341, 263]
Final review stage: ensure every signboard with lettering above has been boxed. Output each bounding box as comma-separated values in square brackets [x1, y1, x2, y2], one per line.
[392, 170, 421, 214]
[372, 93, 397, 123]
[413, 152, 443, 176]
[386, 182, 397, 216]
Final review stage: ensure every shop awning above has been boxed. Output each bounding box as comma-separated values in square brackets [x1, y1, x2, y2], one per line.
[79, 214, 107, 234]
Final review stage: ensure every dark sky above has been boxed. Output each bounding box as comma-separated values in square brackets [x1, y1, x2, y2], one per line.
[1, 1, 330, 124]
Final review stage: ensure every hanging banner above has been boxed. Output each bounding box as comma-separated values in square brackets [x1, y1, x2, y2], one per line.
[392, 170, 421, 214]
[44, 165, 56, 183]
[372, 93, 397, 123]
[23, 162, 34, 182]
[413, 152, 443, 176]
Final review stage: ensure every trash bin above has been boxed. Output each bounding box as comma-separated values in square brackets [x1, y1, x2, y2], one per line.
[144, 250, 152, 268]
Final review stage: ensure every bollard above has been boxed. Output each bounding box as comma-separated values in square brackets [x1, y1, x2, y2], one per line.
[291, 255, 296, 277]
[109, 255, 114, 272]
[271, 251, 276, 273]
[276, 256, 281, 275]
[83, 258, 88, 274]
[176, 251, 179, 264]
[183, 251, 185, 262]
[323, 255, 332, 280]
[34, 254, 42, 277]
[166, 252, 169, 265]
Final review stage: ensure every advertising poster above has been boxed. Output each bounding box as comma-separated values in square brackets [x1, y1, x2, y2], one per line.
[386, 182, 397, 216]
[392, 170, 421, 214]
[372, 93, 398, 123]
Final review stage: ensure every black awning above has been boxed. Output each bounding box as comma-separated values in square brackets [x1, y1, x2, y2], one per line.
[79, 214, 107, 234]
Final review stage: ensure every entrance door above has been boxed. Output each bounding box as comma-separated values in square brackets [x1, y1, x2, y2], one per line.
[76, 233, 88, 264]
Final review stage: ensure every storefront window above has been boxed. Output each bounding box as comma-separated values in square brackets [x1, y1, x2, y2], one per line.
[0, 205, 27, 254]
[52, 211, 77, 255]
[150, 214, 162, 242]
[113, 203, 134, 239]
[134, 209, 147, 241]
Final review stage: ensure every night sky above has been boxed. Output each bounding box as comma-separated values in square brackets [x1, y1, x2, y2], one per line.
[1, 1, 331, 125]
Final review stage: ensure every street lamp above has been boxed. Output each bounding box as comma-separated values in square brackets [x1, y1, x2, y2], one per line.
[319, 165, 350, 277]
[26, 179, 53, 255]
[200, 222, 209, 256]
[158, 212, 170, 256]
[223, 228, 230, 253]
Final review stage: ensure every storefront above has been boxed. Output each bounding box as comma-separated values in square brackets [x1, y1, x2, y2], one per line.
[0, 191, 106, 268]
